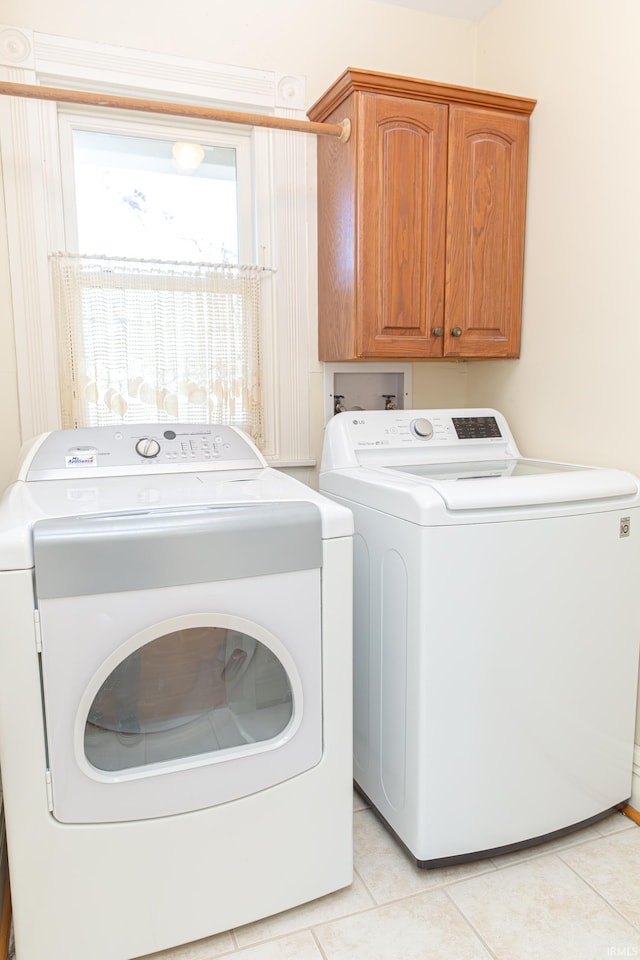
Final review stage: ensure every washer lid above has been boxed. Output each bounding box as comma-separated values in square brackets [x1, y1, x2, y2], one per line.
[382, 459, 639, 511]
[319, 458, 640, 524]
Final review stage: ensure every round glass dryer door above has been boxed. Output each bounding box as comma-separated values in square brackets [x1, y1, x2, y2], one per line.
[85, 626, 293, 773]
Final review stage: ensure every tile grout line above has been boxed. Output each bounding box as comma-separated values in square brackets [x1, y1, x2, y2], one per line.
[351, 808, 380, 907]
[309, 927, 330, 960]
[558, 847, 640, 935]
[441, 885, 501, 960]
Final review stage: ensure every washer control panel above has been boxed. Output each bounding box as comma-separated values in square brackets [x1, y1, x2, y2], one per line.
[341, 411, 508, 448]
[322, 408, 521, 471]
[24, 424, 266, 480]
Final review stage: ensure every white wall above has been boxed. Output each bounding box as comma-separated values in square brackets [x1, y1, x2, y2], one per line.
[0, 0, 478, 105]
[470, 0, 640, 472]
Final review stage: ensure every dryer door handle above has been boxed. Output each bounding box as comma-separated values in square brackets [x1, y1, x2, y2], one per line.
[33, 503, 323, 598]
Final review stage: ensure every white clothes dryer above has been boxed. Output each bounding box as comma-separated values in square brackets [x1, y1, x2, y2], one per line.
[320, 408, 640, 867]
[0, 423, 353, 960]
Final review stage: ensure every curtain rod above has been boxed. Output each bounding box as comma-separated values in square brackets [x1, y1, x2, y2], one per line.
[0, 80, 352, 142]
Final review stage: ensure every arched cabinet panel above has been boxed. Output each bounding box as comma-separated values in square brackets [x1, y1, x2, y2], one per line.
[358, 95, 447, 357]
[445, 108, 530, 358]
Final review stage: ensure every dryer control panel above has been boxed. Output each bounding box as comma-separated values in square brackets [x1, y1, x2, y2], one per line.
[321, 408, 521, 471]
[22, 423, 266, 480]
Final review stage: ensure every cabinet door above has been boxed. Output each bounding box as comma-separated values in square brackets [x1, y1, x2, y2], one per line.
[445, 107, 529, 358]
[357, 94, 447, 358]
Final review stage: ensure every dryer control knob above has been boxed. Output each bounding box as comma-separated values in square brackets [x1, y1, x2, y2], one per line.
[410, 418, 434, 440]
[135, 437, 161, 458]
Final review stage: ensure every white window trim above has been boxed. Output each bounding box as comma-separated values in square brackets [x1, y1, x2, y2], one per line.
[0, 24, 315, 465]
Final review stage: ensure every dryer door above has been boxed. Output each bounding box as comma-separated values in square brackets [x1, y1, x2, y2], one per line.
[33, 504, 324, 823]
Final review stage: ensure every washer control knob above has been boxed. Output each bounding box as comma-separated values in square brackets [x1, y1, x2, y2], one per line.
[135, 437, 161, 458]
[410, 418, 434, 440]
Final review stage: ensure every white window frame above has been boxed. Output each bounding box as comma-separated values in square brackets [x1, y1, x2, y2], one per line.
[0, 25, 315, 465]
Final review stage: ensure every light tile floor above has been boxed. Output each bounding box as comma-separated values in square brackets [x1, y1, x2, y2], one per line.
[135, 792, 640, 960]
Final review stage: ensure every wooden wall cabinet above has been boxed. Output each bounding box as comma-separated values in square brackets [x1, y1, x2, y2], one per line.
[308, 70, 536, 361]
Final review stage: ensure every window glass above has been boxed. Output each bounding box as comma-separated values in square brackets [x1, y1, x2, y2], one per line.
[84, 626, 293, 772]
[72, 130, 239, 262]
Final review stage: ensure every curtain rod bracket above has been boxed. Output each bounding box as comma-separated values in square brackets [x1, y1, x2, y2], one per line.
[338, 118, 351, 143]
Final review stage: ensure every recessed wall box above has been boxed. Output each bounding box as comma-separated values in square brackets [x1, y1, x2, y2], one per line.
[324, 363, 413, 422]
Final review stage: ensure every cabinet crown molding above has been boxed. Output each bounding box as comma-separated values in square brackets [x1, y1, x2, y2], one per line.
[308, 67, 536, 122]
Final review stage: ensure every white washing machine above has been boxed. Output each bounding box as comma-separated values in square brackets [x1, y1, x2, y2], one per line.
[320, 407, 640, 867]
[0, 423, 353, 960]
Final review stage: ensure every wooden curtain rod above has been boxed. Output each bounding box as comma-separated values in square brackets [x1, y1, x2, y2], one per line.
[0, 80, 352, 142]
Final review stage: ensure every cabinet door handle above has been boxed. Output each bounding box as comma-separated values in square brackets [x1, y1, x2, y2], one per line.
[432, 326, 444, 337]
[451, 327, 462, 337]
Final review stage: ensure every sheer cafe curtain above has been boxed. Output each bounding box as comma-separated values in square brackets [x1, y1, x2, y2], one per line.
[50, 254, 264, 447]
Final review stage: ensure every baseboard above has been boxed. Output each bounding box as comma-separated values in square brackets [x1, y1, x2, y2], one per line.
[630, 744, 640, 813]
[0, 880, 10, 960]
[0, 784, 9, 960]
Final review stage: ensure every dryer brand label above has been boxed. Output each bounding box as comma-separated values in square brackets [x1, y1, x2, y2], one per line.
[65, 450, 98, 468]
